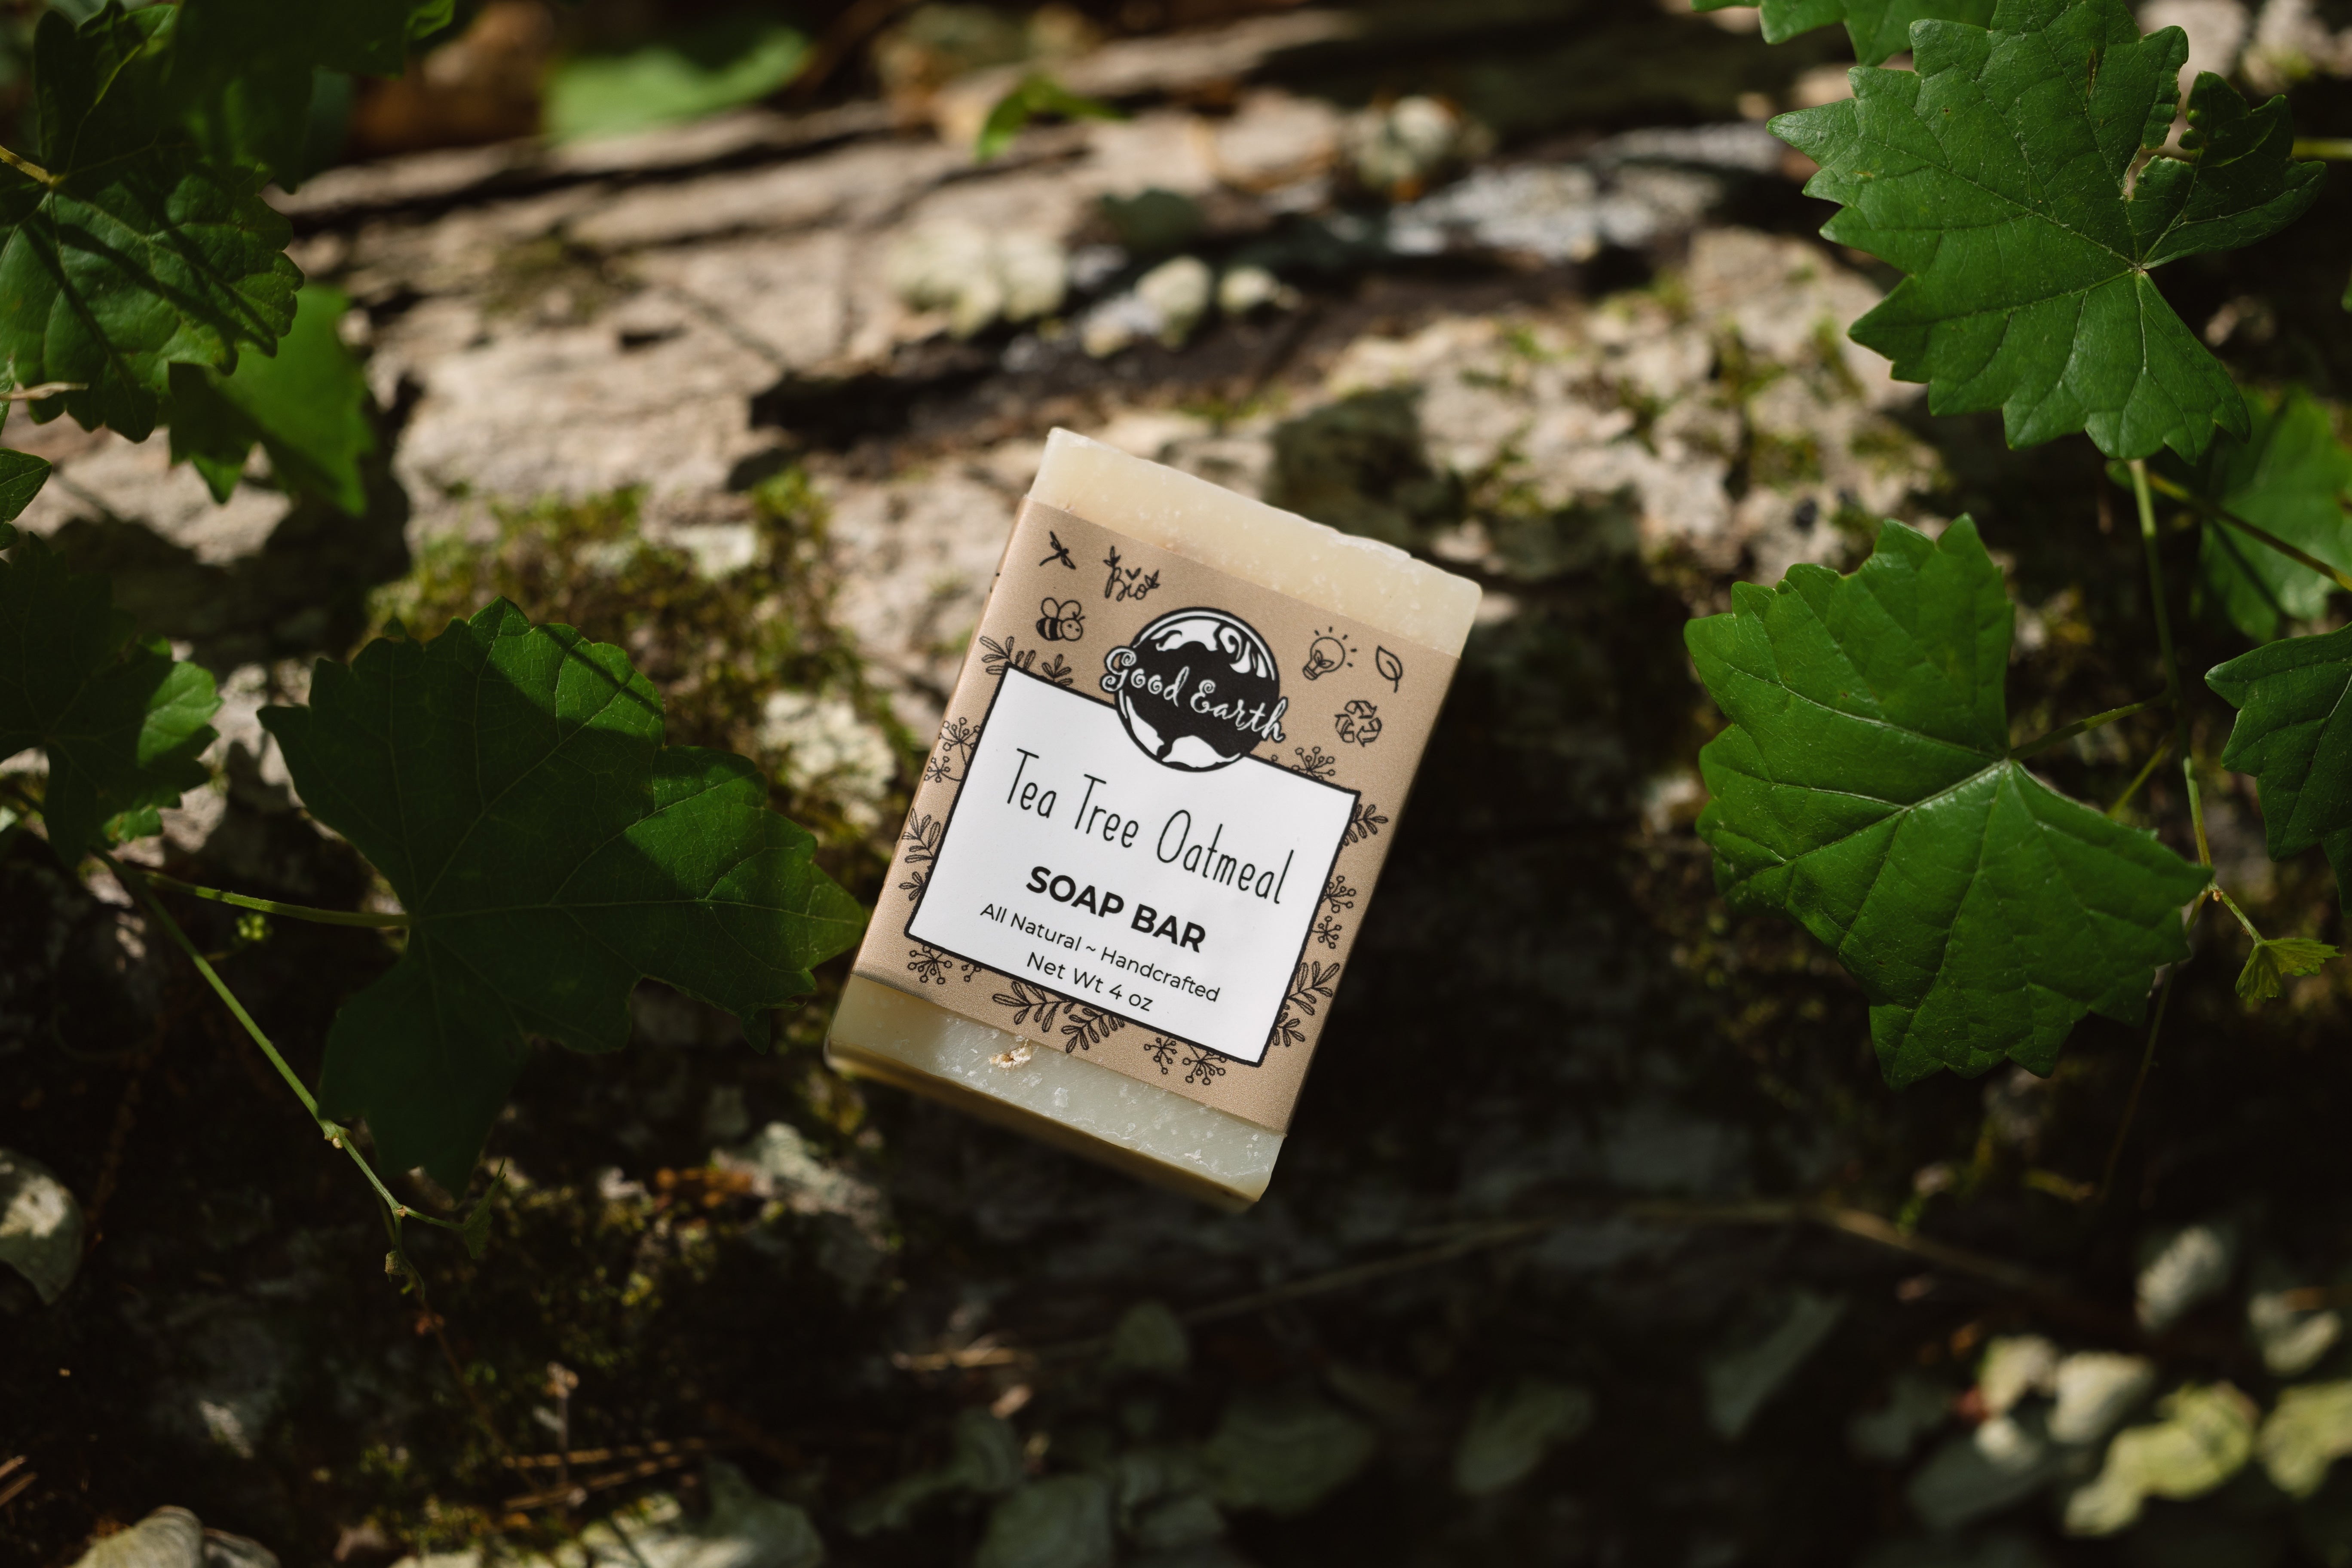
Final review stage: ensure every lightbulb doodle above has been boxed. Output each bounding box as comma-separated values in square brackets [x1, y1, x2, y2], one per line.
[1302, 626, 1354, 681]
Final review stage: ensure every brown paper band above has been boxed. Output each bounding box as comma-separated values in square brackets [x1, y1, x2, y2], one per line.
[848, 497, 1459, 1132]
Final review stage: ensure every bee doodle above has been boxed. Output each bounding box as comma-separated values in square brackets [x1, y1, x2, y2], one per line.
[1036, 597, 1086, 642]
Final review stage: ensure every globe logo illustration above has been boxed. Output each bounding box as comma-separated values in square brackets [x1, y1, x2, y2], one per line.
[1100, 607, 1284, 771]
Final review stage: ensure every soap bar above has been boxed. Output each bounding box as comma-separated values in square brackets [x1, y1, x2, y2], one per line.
[824, 429, 1480, 1207]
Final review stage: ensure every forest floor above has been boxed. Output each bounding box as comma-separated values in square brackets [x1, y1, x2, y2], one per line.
[10, 2, 2352, 1565]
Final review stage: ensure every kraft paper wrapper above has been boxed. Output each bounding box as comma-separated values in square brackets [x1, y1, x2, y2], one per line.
[849, 499, 1459, 1132]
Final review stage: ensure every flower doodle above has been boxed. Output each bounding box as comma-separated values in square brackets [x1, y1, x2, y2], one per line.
[1036, 597, 1086, 642]
[1333, 698, 1383, 746]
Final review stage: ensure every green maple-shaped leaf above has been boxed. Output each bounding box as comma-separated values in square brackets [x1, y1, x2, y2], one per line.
[260, 602, 868, 1188]
[2181, 389, 2352, 643]
[2236, 936, 2338, 1001]
[2208, 625, 2352, 903]
[168, 282, 375, 513]
[1691, 0, 1994, 65]
[1689, 517, 2209, 1086]
[0, 533, 220, 858]
[0, 4, 300, 440]
[172, 0, 454, 181]
[1771, 0, 2321, 462]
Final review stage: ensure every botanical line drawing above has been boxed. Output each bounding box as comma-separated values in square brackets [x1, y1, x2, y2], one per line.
[1266, 959, 1341, 1050]
[924, 715, 980, 784]
[899, 813, 944, 900]
[1182, 1045, 1228, 1086]
[979, 634, 1037, 680]
[1322, 874, 1358, 914]
[1375, 646, 1404, 691]
[992, 979, 1123, 1052]
[1344, 801, 1389, 846]
[908, 944, 952, 985]
[1142, 1035, 1182, 1075]
[1289, 744, 1338, 780]
[1038, 652, 1074, 687]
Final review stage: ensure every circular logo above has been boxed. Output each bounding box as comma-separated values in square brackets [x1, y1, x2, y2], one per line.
[1099, 607, 1286, 771]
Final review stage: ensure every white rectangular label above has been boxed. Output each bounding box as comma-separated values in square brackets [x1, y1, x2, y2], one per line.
[907, 670, 1356, 1064]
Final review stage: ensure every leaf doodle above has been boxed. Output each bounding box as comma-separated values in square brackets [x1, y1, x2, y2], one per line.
[979, 635, 1038, 680]
[1375, 646, 1404, 692]
[1038, 653, 1075, 688]
[1266, 959, 1342, 1050]
[993, 978, 1073, 1031]
[899, 812, 945, 900]
[1344, 802, 1390, 846]
[1060, 1008, 1125, 1053]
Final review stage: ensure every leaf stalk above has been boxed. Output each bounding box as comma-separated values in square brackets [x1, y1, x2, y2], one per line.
[2131, 460, 2211, 867]
[0, 143, 58, 187]
[2010, 695, 2167, 762]
[2143, 471, 2352, 596]
[139, 868, 410, 928]
[2292, 138, 2352, 161]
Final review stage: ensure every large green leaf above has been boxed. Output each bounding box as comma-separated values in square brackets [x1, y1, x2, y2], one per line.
[170, 0, 452, 180]
[2187, 390, 2352, 643]
[168, 282, 374, 513]
[2209, 625, 2352, 902]
[1688, 517, 2209, 1086]
[1770, 0, 2321, 462]
[260, 602, 868, 1188]
[0, 5, 300, 440]
[0, 533, 220, 858]
[1690, 0, 1994, 65]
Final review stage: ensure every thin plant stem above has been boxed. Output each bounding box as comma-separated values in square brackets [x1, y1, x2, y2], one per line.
[2294, 138, 2352, 160]
[2011, 694, 2167, 762]
[2098, 965, 2176, 1206]
[140, 869, 409, 928]
[2144, 471, 2352, 595]
[101, 853, 460, 1237]
[0, 143, 56, 186]
[2109, 738, 2173, 819]
[2131, 460, 2211, 866]
[2211, 884, 2263, 941]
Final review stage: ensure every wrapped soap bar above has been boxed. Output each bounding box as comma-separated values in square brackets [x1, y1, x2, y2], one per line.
[824, 429, 1479, 1207]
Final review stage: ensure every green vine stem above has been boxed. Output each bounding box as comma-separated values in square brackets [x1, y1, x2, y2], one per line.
[94, 851, 460, 1240]
[2130, 459, 2212, 866]
[2097, 966, 2175, 1207]
[2144, 470, 2352, 596]
[0, 143, 57, 187]
[2108, 738, 2173, 819]
[2011, 694, 2168, 762]
[2292, 138, 2352, 160]
[2211, 883, 2265, 942]
[139, 868, 410, 928]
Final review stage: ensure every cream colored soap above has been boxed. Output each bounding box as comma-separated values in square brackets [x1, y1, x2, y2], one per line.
[824, 430, 1481, 1208]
